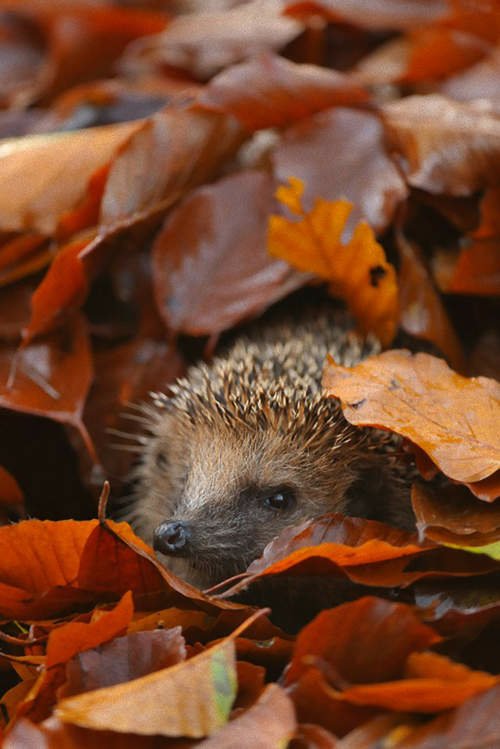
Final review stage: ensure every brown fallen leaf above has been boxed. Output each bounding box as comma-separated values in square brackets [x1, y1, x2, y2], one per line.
[55, 626, 238, 737]
[61, 628, 187, 697]
[290, 722, 338, 748]
[197, 683, 297, 748]
[4, 716, 176, 748]
[338, 651, 497, 713]
[388, 683, 500, 748]
[440, 46, 500, 102]
[0, 465, 23, 506]
[197, 52, 369, 131]
[0, 314, 94, 453]
[268, 176, 399, 345]
[120, 0, 302, 80]
[396, 231, 465, 372]
[0, 123, 139, 235]
[220, 513, 497, 598]
[412, 483, 500, 547]
[153, 169, 306, 337]
[272, 108, 408, 236]
[285, 597, 440, 685]
[323, 350, 500, 492]
[284, 0, 448, 30]
[382, 95, 500, 195]
[0, 2, 167, 107]
[289, 666, 378, 738]
[403, 1, 499, 84]
[24, 105, 244, 341]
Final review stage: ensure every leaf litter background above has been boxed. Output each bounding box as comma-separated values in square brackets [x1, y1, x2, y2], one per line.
[0, 0, 499, 746]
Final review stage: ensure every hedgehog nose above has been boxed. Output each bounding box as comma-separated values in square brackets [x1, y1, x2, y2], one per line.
[154, 521, 191, 556]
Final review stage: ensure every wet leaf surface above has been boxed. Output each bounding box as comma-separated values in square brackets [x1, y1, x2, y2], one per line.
[153, 170, 306, 336]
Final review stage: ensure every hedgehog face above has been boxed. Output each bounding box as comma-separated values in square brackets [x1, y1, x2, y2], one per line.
[127, 408, 361, 589]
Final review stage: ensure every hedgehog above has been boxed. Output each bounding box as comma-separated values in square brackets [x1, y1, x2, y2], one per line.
[118, 312, 414, 589]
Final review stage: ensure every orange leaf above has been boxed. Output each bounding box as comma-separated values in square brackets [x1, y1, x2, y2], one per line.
[285, 597, 440, 685]
[323, 350, 500, 491]
[268, 177, 398, 346]
[46, 592, 134, 669]
[0, 124, 139, 235]
[340, 651, 497, 712]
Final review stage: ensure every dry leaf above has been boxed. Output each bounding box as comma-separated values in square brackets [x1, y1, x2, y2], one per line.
[153, 169, 306, 336]
[272, 108, 408, 236]
[0, 123, 139, 235]
[268, 176, 399, 345]
[382, 95, 500, 195]
[120, 0, 302, 80]
[323, 350, 500, 492]
[56, 634, 237, 737]
[198, 52, 369, 131]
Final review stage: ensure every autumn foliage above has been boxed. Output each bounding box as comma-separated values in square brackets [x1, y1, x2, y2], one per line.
[0, 0, 499, 746]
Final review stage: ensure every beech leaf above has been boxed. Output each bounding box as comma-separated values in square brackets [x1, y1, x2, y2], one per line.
[382, 95, 500, 195]
[153, 170, 306, 336]
[323, 350, 500, 491]
[198, 52, 369, 131]
[272, 108, 408, 236]
[0, 124, 139, 235]
[56, 634, 238, 737]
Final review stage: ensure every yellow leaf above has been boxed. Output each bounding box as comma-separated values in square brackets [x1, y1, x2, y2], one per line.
[268, 177, 398, 346]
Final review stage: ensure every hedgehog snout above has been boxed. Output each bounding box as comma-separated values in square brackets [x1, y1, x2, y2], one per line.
[153, 521, 191, 557]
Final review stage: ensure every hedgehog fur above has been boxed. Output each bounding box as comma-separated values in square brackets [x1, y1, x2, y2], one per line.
[119, 312, 414, 588]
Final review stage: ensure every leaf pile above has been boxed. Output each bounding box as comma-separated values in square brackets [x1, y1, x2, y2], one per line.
[0, 0, 499, 746]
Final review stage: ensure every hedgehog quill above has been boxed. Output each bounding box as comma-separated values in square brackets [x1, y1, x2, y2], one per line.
[118, 314, 414, 588]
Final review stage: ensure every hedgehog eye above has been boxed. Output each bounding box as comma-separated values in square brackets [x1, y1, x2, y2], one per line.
[263, 488, 295, 511]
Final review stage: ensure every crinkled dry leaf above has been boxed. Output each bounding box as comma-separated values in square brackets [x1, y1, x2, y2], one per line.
[153, 169, 306, 336]
[323, 350, 500, 491]
[198, 53, 369, 131]
[0, 519, 98, 619]
[24, 105, 244, 341]
[0, 2, 167, 107]
[382, 95, 500, 195]
[0, 465, 23, 506]
[272, 108, 408, 236]
[268, 177, 399, 345]
[220, 513, 497, 598]
[390, 683, 500, 748]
